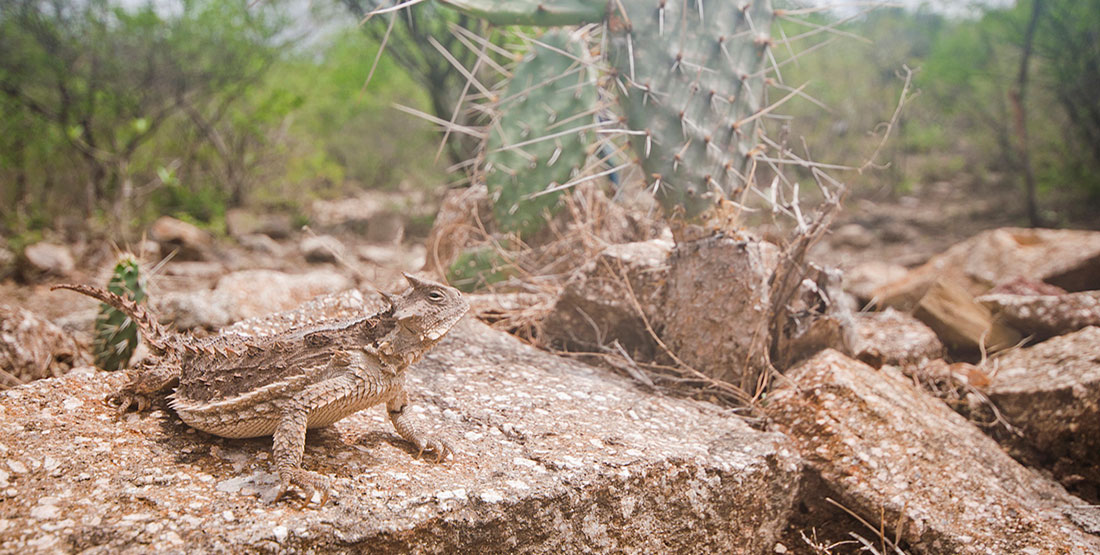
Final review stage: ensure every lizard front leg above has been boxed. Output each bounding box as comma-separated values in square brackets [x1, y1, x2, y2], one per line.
[387, 386, 451, 463]
[106, 361, 179, 413]
[272, 401, 331, 507]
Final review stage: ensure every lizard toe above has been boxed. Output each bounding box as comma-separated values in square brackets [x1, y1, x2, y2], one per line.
[415, 438, 451, 463]
[276, 468, 332, 508]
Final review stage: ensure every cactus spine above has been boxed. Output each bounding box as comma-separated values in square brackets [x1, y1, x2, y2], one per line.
[93, 254, 146, 371]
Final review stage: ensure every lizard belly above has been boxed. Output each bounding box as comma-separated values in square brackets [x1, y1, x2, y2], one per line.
[306, 393, 388, 429]
[172, 375, 400, 438]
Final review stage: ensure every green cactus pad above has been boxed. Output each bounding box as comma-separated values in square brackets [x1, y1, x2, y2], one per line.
[446, 245, 516, 292]
[484, 29, 599, 239]
[608, 0, 775, 218]
[93, 254, 146, 371]
[439, 0, 607, 26]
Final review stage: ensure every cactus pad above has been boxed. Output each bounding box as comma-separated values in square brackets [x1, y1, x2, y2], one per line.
[608, 0, 775, 217]
[484, 29, 599, 238]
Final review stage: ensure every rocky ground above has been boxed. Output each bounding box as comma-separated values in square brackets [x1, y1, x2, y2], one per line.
[1, 185, 1099, 553]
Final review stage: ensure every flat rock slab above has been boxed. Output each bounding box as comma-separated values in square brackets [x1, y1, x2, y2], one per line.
[768, 349, 1100, 554]
[0, 319, 800, 554]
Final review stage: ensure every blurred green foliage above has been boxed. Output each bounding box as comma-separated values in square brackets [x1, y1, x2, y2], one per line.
[0, 0, 444, 240]
[780, 2, 1100, 212]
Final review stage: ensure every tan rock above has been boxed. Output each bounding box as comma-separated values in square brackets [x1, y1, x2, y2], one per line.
[853, 308, 944, 368]
[769, 349, 1100, 554]
[660, 234, 778, 391]
[542, 239, 672, 359]
[18, 242, 74, 280]
[875, 228, 1100, 311]
[987, 327, 1100, 496]
[0, 319, 802, 553]
[843, 260, 908, 305]
[149, 216, 212, 261]
[225, 208, 293, 239]
[979, 291, 1100, 339]
[913, 279, 1022, 354]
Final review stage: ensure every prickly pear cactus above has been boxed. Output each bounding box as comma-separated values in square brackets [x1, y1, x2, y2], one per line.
[607, 0, 774, 217]
[93, 254, 146, 371]
[484, 29, 599, 239]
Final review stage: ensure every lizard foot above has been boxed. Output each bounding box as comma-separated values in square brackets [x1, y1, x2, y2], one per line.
[411, 436, 452, 463]
[275, 468, 332, 508]
[104, 390, 155, 413]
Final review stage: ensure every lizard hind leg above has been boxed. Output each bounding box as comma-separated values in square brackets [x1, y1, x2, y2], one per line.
[105, 361, 180, 413]
[272, 403, 331, 507]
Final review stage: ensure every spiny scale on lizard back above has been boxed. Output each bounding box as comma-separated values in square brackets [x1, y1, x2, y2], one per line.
[176, 311, 395, 403]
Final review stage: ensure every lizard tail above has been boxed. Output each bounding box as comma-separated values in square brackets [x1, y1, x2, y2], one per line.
[52, 283, 172, 353]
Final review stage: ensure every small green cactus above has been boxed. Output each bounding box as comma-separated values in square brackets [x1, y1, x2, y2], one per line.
[446, 245, 516, 292]
[484, 29, 599, 238]
[93, 254, 146, 371]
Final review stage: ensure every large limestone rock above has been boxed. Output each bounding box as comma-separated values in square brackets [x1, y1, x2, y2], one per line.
[0, 319, 801, 553]
[542, 239, 672, 359]
[768, 349, 1100, 554]
[875, 228, 1100, 310]
[987, 327, 1100, 498]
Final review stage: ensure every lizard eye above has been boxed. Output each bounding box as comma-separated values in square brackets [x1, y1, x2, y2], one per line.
[427, 290, 445, 302]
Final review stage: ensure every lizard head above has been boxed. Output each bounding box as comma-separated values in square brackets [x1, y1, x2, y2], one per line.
[385, 273, 469, 342]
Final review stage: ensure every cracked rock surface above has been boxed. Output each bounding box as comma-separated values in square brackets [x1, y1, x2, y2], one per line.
[768, 349, 1100, 554]
[0, 318, 800, 554]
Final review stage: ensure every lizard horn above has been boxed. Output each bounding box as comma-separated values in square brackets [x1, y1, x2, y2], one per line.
[402, 272, 433, 289]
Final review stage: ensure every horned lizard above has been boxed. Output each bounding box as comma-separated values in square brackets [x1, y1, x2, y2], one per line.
[53, 273, 469, 505]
